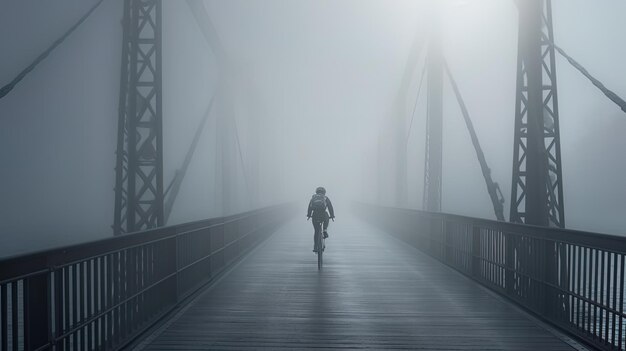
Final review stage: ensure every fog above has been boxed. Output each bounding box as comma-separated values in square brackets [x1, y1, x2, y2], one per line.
[1, 0, 625, 257]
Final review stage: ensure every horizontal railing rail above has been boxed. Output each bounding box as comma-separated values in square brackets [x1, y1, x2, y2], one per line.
[0, 203, 295, 350]
[356, 203, 626, 351]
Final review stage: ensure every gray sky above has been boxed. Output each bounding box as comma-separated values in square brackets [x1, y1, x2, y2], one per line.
[1, 0, 625, 257]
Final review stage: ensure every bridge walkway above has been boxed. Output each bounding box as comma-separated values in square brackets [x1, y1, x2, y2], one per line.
[136, 216, 580, 350]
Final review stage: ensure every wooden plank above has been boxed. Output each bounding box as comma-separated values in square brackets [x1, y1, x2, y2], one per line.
[141, 217, 577, 350]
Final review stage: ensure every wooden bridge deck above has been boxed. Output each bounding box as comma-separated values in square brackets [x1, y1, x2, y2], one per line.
[136, 216, 581, 350]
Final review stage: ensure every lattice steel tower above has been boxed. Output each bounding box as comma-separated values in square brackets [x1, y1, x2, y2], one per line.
[422, 7, 443, 213]
[114, 0, 163, 234]
[510, 0, 564, 227]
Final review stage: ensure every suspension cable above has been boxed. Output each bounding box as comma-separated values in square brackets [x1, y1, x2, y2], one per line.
[512, 0, 624, 113]
[186, 0, 255, 203]
[552, 43, 626, 114]
[164, 96, 216, 223]
[444, 59, 506, 221]
[0, 0, 106, 100]
[186, 0, 226, 64]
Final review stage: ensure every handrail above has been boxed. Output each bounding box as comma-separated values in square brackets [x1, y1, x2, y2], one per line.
[373, 204, 626, 253]
[0, 203, 295, 350]
[357, 203, 626, 351]
[0, 206, 274, 277]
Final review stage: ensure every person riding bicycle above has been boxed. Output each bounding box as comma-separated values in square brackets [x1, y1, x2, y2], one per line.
[307, 187, 335, 252]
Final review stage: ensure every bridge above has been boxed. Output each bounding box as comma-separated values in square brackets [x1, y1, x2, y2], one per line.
[1, 0, 625, 350]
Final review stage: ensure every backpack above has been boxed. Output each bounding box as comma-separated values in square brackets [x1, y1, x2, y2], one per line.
[311, 194, 327, 211]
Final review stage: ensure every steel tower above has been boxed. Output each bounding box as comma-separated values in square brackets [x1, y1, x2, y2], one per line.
[510, 0, 564, 227]
[114, 0, 163, 234]
[423, 7, 443, 212]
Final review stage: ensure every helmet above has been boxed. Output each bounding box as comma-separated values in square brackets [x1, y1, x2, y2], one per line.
[315, 186, 326, 195]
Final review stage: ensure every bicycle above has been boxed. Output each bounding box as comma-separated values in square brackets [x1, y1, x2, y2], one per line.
[312, 217, 325, 270]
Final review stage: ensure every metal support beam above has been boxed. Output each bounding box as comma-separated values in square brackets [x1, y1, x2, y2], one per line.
[216, 93, 236, 216]
[246, 91, 262, 207]
[423, 9, 443, 212]
[444, 60, 506, 221]
[114, 0, 163, 234]
[164, 97, 215, 223]
[510, 0, 564, 227]
[394, 31, 424, 207]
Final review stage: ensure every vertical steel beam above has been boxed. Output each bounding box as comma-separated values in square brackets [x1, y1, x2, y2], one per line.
[224, 104, 238, 216]
[396, 134, 408, 207]
[510, 0, 564, 227]
[394, 30, 424, 207]
[245, 86, 262, 207]
[377, 137, 384, 204]
[215, 91, 236, 216]
[114, 0, 164, 234]
[24, 275, 50, 350]
[113, 0, 132, 235]
[423, 7, 443, 212]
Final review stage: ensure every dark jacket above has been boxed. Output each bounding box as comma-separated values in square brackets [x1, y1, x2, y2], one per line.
[307, 195, 335, 219]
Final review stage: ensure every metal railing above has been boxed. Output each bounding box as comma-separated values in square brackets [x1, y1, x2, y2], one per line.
[0, 204, 294, 350]
[357, 203, 626, 350]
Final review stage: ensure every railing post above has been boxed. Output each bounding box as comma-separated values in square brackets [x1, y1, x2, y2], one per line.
[424, 214, 433, 254]
[53, 269, 63, 348]
[559, 243, 570, 322]
[24, 274, 50, 350]
[441, 220, 446, 261]
[505, 232, 514, 295]
[427, 215, 437, 257]
[174, 234, 181, 303]
[472, 226, 481, 279]
[437, 217, 444, 259]
[543, 239, 557, 317]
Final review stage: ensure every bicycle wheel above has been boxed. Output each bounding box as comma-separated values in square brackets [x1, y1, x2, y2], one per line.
[317, 238, 323, 270]
[316, 221, 323, 270]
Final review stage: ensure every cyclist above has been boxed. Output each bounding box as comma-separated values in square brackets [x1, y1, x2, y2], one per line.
[307, 186, 335, 252]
